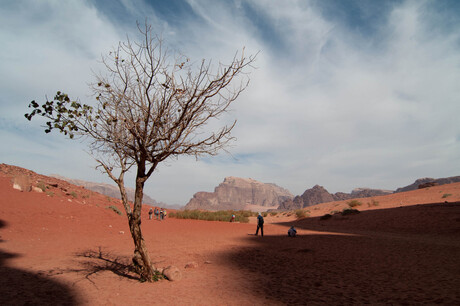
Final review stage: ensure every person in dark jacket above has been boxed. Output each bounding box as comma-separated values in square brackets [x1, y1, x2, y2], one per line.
[255, 212, 264, 236]
[288, 226, 297, 237]
[148, 208, 153, 220]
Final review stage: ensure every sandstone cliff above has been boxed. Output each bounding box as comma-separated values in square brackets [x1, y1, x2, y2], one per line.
[184, 177, 293, 211]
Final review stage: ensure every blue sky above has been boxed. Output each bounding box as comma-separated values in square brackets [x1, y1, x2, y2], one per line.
[1, 0, 460, 205]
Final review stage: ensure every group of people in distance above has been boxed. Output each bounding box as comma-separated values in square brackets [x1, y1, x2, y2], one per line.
[148, 207, 167, 221]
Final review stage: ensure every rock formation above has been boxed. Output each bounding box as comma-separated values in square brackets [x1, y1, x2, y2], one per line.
[395, 176, 460, 193]
[184, 177, 293, 211]
[50, 175, 171, 207]
[279, 185, 393, 210]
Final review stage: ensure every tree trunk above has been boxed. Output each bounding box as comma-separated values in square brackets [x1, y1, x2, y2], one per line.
[129, 214, 156, 281]
[128, 161, 157, 281]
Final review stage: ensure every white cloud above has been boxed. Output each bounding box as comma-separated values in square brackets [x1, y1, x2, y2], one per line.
[1, 0, 459, 204]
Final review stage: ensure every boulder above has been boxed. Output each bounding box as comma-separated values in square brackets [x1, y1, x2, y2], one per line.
[162, 265, 182, 281]
[31, 186, 43, 193]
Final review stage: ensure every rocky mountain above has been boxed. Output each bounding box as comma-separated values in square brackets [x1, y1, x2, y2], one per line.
[395, 176, 460, 193]
[50, 175, 175, 208]
[184, 177, 293, 211]
[279, 185, 393, 210]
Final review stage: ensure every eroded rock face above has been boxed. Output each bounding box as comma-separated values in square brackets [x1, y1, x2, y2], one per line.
[184, 177, 293, 211]
[279, 185, 394, 210]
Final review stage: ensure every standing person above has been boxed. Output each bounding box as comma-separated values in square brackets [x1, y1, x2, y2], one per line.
[255, 212, 264, 237]
[163, 209, 167, 219]
[154, 207, 159, 220]
[230, 214, 236, 222]
[160, 208, 164, 221]
[148, 208, 153, 220]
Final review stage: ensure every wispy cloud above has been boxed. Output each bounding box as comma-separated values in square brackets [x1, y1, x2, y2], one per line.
[1, 0, 459, 204]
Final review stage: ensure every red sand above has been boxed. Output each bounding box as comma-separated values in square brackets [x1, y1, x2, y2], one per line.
[1, 166, 460, 305]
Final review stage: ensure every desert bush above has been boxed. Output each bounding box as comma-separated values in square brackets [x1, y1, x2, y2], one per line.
[442, 193, 452, 198]
[367, 199, 379, 207]
[169, 210, 250, 223]
[342, 208, 360, 216]
[347, 200, 362, 208]
[46, 191, 54, 197]
[262, 212, 268, 217]
[295, 209, 308, 219]
[107, 205, 123, 216]
[70, 191, 78, 198]
[239, 210, 257, 218]
[270, 212, 278, 216]
[37, 181, 47, 192]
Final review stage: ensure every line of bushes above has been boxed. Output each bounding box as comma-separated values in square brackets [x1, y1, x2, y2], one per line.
[169, 210, 260, 223]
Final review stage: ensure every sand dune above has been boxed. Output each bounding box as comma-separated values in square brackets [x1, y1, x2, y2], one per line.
[1, 167, 459, 305]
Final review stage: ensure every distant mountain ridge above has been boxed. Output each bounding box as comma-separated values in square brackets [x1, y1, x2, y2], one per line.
[395, 176, 460, 193]
[279, 185, 393, 210]
[280, 175, 460, 210]
[50, 175, 178, 209]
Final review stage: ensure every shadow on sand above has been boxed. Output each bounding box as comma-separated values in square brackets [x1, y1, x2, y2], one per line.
[223, 203, 460, 305]
[71, 247, 140, 283]
[0, 219, 81, 305]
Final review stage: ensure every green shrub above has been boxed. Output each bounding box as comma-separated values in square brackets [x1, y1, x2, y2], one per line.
[342, 208, 360, 216]
[295, 209, 308, 219]
[367, 199, 379, 207]
[37, 181, 47, 192]
[70, 191, 78, 198]
[347, 200, 362, 208]
[107, 205, 123, 215]
[169, 210, 251, 223]
[270, 212, 278, 216]
[46, 191, 54, 197]
[442, 193, 452, 198]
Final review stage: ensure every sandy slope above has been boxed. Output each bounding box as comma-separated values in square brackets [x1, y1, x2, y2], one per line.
[1, 167, 460, 305]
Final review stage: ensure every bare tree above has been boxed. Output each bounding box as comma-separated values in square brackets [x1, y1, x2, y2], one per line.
[25, 23, 255, 281]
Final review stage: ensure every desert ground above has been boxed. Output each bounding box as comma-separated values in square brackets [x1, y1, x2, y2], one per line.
[1, 164, 460, 305]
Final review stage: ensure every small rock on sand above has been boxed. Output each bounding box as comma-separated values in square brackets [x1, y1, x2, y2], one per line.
[163, 265, 182, 281]
[31, 186, 43, 193]
[185, 261, 198, 269]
